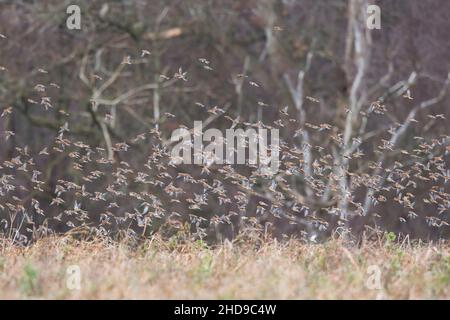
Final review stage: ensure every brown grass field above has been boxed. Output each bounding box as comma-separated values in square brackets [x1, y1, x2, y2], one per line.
[0, 235, 449, 299]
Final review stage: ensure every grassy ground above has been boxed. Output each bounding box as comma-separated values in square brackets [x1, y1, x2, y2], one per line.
[0, 235, 449, 299]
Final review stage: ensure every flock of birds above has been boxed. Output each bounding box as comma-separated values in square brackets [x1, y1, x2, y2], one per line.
[0, 34, 449, 244]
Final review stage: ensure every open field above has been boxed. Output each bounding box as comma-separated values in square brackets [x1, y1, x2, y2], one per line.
[0, 236, 449, 299]
[1, 1, 450, 302]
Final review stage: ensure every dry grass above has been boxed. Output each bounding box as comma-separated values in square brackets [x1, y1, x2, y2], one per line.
[0, 236, 449, 299]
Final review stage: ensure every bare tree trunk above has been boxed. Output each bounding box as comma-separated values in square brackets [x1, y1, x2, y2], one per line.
[339, 0, 371, 220]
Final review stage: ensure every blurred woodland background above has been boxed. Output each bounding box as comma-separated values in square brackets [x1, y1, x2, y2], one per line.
[0, 0, 449, 244]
